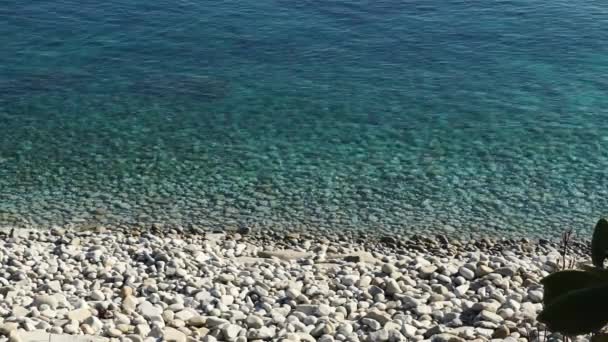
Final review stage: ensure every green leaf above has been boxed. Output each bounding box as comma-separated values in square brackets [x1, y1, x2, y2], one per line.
[592, 218, 608, 268]
[582, 266, 608, 282]
[538, 284, 608, 335]
[541, 270, 605, 306]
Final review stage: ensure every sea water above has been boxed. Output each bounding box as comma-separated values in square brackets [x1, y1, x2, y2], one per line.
[1, 0, 608, 237]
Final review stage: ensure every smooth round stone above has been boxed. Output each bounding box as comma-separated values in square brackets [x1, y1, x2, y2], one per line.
[341, 275, 358, 286]
[435, 274, 451, 284]
[121, 286, 134, 298]
[170, 319, 185, 329]
[49, 326, 63, 334]
[458, 267, 475, 280]
[162, 310, 175, 322]
[222, 324, 241, 340]
[163, 327, 187, 342]
[492, 325, 510, 339]
[81, 324, 96, 335]
[419, 266, 438, 279]
[478, 310, 503, 324]
[221, 295, 235, 306]
[117, 324, 133, 334]
[385, 279, 402, 295]
[361, 318, 381, 331]
[0, 323, 19, 335]
[381, 263, 398, 274]
[67, 308, 92, 322]
[107, 328, 123, 337]
[124, 335, 144, 342]
[89, 290, 105, 301]
[527, 290, 543, 303]
[33, 295, 58, 310]
[476, 265, 494, 277]
[187, 316, 206, 328]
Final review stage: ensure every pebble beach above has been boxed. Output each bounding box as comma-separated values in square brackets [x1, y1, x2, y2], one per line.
[0, 226, 591, 342]
[3, 0, 608, 341]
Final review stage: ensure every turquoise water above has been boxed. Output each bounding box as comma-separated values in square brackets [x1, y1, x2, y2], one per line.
[2, 0, 608, 237]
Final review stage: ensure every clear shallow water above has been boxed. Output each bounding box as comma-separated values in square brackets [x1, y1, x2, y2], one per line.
[1, 0, 608, 237]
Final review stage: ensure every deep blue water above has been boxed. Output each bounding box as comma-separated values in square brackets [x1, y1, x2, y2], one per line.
[1, 0, 608, 237]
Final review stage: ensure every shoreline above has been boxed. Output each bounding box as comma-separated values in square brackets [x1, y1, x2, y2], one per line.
[0, 220, 594, 245]
[0, 226, 591, 342]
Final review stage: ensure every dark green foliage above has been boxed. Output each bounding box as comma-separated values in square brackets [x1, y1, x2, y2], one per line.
[538, 285, 608, 335]
[540, 270, 603, 306]
[581, 265, 608, 281]
[592, 218, 608, 268]
[537, 218, 608, 336]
